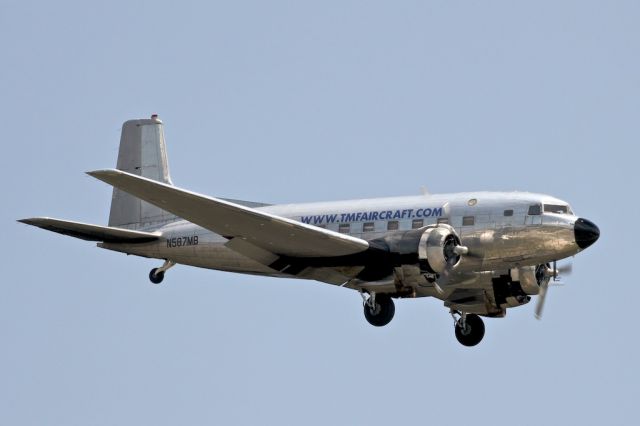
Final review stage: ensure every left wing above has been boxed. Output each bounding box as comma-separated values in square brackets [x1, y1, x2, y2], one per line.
[87, 169, 369, 260]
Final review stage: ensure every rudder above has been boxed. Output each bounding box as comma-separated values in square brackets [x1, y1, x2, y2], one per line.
[108, 115, 176, 229]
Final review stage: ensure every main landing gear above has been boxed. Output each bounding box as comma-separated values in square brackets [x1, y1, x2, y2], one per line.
[362, 292, 395, 327]
[149, 260, 175, 284]
[451, 310, 485, 347]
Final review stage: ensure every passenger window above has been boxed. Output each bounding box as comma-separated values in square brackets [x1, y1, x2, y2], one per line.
[338, 223, 350, 234]
[387, 221, 399, 231]
[528, 204, 542, 215]
[462, 216, 475, 226]
[362, 222, 375, 232]
[316, 224, 327, 229]
[437, 218, 449, 225]
[504, 209, 514, 217]
[412, 219, 424, 229]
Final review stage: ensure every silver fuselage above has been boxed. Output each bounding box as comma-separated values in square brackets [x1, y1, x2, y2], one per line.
[101, 191, 585, 303]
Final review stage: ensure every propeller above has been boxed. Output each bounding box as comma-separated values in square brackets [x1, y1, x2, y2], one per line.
[534, 279, 550, 320]
[434, 238, 469, 293]
[535, 261, 573, 319]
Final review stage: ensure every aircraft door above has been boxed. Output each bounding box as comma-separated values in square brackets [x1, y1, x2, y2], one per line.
[525, 204, 542, 225]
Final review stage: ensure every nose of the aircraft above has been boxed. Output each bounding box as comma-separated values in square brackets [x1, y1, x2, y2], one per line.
[575, 218, 600, 249]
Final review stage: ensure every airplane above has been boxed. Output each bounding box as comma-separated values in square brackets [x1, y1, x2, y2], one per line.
[18, 115, 600, 346]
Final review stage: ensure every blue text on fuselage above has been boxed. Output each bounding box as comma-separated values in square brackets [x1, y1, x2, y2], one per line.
[300, 207, 442, 225]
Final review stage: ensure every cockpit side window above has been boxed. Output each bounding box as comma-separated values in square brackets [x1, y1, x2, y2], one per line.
[528, 204, 542, 215]
[544, 204, 569, 214]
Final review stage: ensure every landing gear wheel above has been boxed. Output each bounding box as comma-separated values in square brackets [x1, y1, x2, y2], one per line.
[149, 268, 165, 284]
[455, 314, 485, 347]
[148, 260, 175, 284]
[363, 295, 395, 327]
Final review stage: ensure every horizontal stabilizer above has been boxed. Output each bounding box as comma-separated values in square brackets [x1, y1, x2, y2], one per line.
[18, 217, 160, 243]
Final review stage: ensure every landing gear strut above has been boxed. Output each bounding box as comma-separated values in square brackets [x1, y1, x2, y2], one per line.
[451, 310, 485, 346]
[362, 292, 395, 327]
[149, 260, 175, 284]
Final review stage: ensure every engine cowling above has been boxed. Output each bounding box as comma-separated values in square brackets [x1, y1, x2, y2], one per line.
[510, 264, 551, 295]
[416, 224, 464, 274]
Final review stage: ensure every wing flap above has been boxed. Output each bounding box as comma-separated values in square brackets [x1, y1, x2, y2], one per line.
[87, 169, 369, 258]
[18, 217, 160, 243]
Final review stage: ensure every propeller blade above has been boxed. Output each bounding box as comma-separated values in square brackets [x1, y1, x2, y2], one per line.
[435, 260, 458, 290]
[535, 261, 572, 318]
[550, 262, 573, 282]
[535, 279, 550, 320]
[437, 265, 452, 287]
[557, 263, 573, 275]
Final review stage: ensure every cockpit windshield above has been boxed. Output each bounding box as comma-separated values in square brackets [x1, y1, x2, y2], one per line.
[544, 204, 572, 215]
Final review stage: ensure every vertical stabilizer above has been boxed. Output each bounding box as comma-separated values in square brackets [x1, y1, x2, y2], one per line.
[108, 115, 175, 228]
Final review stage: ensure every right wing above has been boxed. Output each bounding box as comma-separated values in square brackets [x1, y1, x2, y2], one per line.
[87, 169, 369, 259]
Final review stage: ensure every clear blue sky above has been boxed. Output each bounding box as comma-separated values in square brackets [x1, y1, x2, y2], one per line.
[2, 1, 638, 425]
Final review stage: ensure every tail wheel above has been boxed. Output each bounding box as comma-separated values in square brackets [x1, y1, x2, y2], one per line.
[149, 268, 165, 284]
[455, 314, 485, 346]
[363, 295, 395, 327]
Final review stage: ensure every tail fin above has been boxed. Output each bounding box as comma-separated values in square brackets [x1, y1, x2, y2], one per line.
[108, 115, 176, 229]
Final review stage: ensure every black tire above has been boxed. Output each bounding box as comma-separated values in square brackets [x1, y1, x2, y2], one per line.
[455, 314, 485, 346]
[149, 268, 164, 284]
[363, 295, 395, 327]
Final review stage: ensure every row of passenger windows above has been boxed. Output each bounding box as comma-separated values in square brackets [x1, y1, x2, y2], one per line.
[325, 206, 562, 233]
[462, 209, 528, 226]
[329, 210, 521, 233]
[331, 218, 451, 233]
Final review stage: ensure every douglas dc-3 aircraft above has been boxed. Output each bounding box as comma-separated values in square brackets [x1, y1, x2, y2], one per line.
[19, 116, 600, 346]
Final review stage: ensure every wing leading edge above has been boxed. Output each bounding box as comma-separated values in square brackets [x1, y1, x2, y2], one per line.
[87, 169, 370, 259]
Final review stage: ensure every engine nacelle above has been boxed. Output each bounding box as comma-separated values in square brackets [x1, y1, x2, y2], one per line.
[357, 224, 466, 284]
[510, 265, 551, 296]
[492, 273, 532, 308]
